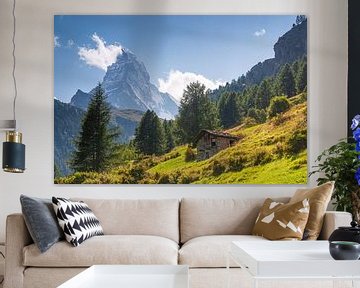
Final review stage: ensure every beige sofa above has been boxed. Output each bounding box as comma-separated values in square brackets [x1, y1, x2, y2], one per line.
[4, 198, 352, 288]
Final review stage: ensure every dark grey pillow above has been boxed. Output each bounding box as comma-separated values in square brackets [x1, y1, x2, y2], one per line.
[20, 195, 64, 253]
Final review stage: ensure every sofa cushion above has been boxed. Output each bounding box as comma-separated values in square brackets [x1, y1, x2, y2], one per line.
[72, 199, 179, 243]
[52, 197, 104, 247]
[290, 181, 334, 240]
[180, 198, 289, 243]
[23, 235, 178, 267]
[20, 195, 64, 253]
[252, 198, 310, 240]
[179, 235, 267, 268]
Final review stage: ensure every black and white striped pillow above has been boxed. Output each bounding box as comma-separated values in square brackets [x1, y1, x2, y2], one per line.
[52, 197, 103, 247]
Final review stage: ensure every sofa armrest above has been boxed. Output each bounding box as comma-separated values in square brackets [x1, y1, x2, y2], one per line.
[318, 211, 352, 240]
[4, 213, 33, 288]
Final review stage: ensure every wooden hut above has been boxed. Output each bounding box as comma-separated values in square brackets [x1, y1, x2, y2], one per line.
[193, 129, 240, 160]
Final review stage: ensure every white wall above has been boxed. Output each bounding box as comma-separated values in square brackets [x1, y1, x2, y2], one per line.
[0, 0, 348, 242]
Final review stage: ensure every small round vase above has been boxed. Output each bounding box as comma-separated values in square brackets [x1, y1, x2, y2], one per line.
[329, 241, 360, 260]
[328, 221, 360, 244]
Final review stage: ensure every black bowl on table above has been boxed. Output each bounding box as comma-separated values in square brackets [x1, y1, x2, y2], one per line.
[329, 241, 360, 260]
[328, 221, 360, 244]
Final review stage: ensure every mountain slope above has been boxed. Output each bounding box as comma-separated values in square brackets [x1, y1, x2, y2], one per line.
[149, 94, 307, 184]
[54, 99, 84, 176]
[70, 89, 91, 110]
[211, 19, 307, 99]
[55, 99, 143, 176]
[55, 93, 307, 184]
[70, 49, 179, 119]
[111, 108, 144, 142]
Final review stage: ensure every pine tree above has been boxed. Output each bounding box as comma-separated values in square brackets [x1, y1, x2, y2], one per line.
[244, 85, 258, 110]
[295, 60, 307, 94]
[70, 84, 118, 172]
[218, 93, 228, 127]
[255, 78, 272, 110]
[134, 110, 165, 155]
[163, 120, 176, 153]
[54, 164, 61, 178]
[296, 15, 307, 25]
[218, 92, 241, 128]
[276, 63, 296, 97]
[177, 82, 220, 144]
[291, 61, 300, 79]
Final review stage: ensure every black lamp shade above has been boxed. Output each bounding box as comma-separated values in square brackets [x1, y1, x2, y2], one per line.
[2, 141, 25, 173]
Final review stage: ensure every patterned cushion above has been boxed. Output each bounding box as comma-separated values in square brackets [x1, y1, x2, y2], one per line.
[290, 181, 334, 240]
[52, 197, 104, 246]
[252, 198, 310, 240]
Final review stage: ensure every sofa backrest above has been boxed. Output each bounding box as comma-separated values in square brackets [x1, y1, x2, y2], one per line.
[72, 198, 180, 243]
[180, 197, 289, 243]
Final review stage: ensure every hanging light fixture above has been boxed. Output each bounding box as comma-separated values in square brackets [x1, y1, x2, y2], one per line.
[0, 0, 25, 173]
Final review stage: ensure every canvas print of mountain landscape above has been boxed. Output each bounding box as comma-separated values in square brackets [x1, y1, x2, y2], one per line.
[54, 15, 307, 184]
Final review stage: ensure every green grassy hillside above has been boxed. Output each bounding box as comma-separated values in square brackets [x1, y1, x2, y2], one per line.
[55, 93, 307, 184]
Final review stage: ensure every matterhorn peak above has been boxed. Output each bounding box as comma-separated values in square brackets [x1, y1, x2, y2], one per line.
[70, 50, 179, 119]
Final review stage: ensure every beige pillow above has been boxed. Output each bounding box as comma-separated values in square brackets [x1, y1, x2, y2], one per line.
[252, 198, 310, 240]
[289, 181, 334, 240]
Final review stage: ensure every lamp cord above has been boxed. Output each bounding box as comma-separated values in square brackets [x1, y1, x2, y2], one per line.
[12, 0, 17, 128]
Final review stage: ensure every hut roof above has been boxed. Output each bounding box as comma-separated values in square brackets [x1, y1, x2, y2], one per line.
[193, 129, 240, 145]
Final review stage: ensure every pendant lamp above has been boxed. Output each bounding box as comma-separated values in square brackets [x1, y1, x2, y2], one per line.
[0, 0, 26, 173]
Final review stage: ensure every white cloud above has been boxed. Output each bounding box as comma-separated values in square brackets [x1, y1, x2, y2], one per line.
[158, 70, 225, 101]
[54, 36, 60, 47]
[67, 39, 75, 48]
[254, 28, 266, 37]
[78, 33, 123, 71]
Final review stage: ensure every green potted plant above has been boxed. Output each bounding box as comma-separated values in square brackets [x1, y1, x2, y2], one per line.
[310, 115, 360, 222]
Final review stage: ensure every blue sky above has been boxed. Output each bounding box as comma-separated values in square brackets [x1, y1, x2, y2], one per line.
[54, 15, 297, 103]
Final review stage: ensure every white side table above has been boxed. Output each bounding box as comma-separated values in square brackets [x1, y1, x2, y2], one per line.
[228, 240, 360, 288]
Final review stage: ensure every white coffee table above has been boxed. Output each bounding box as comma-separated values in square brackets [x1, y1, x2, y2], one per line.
[228, 241, 360, 288]
[58, 265, 189, 288]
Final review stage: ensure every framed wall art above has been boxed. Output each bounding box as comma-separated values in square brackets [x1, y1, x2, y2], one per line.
[54, 15, 307, 184]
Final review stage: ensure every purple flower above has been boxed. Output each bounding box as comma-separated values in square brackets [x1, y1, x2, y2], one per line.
[351, 115, 360, 186]
[356, 167, 360, 186]
[352, 115, 360, 130]
[353, 128, 360, 142]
